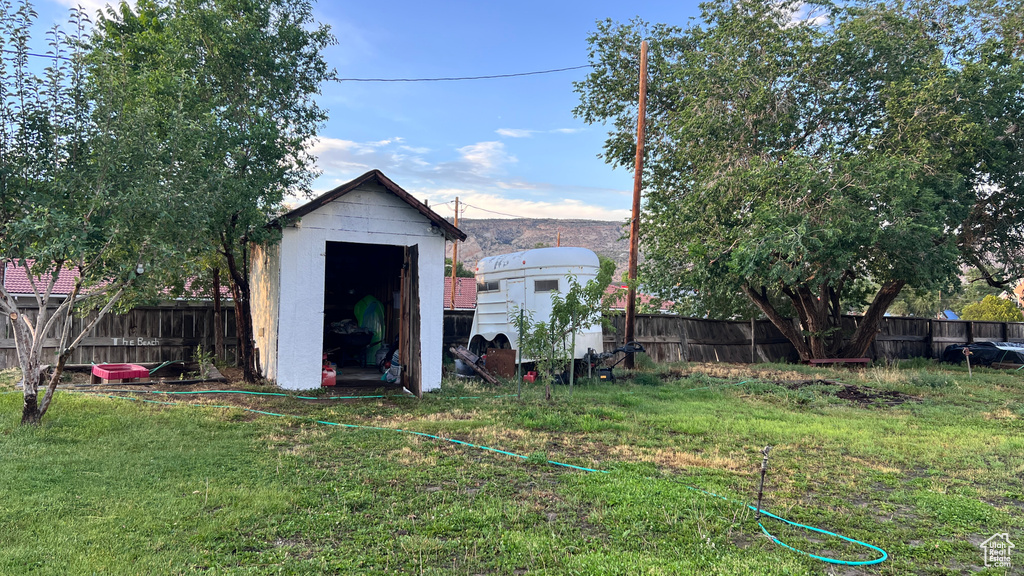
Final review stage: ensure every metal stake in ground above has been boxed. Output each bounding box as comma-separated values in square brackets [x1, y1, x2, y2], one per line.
[755, 445, 773, 523]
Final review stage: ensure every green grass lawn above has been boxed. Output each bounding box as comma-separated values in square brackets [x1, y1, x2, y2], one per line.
[1, 360, 1021, 575]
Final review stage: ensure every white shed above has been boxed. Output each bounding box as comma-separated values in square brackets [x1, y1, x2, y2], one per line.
[250, 170, 466, 395]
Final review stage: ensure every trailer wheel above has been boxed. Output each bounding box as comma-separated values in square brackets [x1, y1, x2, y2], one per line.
[491, 334, 512, 350]
[469, 335, 488, 356]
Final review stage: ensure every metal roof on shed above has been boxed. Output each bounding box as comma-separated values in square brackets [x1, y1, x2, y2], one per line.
[276, 169, 466, 242]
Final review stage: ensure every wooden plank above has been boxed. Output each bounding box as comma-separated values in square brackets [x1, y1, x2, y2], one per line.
[874, 334, 929, 342]
[808, 358, 870, 365]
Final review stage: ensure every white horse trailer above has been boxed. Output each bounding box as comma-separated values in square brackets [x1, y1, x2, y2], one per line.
[468, 247, 603, 360]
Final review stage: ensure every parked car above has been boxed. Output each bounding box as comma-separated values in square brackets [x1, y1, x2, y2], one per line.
[940, 341, 1024, 366]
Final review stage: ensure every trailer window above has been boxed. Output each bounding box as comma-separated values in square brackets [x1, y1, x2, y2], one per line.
[477, 280, 500, 293]
[534, 279, 559, 292]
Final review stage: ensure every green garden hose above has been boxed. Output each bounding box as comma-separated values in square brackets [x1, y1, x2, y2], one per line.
[67, 380, 889, 567]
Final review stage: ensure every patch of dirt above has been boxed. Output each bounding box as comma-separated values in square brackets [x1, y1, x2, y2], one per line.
[779, 379, 920, 407]
[606, 444, 748, 472]
[661, 364, 812, 383]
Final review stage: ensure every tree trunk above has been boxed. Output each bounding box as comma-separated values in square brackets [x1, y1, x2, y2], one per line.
[839, 280, 906, 358]
[20, 365, 45, 425]
[742, 284, 812, 360]
[21, 393, 40, 425]
[745, 280, 901, 361]
[223, 242, 258, 383]
[212, 267, 224, 362]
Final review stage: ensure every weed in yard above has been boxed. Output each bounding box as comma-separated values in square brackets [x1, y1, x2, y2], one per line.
[526, 451, 550, 466]
[0, 368, 18, 389]
[631, 372, 661, 387]
[633, 352, 658, 370]
[909, 371, 956, 388]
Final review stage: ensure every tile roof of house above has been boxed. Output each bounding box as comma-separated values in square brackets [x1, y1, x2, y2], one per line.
[2, 261, 231, 299]
[2, 262, 78, 296]
[443, 277, 477, 309]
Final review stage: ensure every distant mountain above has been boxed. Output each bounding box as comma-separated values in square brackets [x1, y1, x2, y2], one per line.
[447, 218, 632, 273]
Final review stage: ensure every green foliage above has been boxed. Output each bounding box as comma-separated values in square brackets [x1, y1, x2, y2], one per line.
[885, 271, 1003, 318]
[574, 0, 1023, 358]
[0, 1, 191, 307]
[89, 0, 335, 381]
[190, 345, 215, 379]
[444, 257, 474, 278]
[960, 294, 1024, 321]
[512, 257, 616, 391]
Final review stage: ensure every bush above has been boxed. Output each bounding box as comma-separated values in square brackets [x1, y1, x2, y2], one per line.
[960, 295, 1024, 321]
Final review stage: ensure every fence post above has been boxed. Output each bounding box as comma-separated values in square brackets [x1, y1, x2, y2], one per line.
[750, 317, 755, 364]
[1002, 322, 1008, 343]
[927, 319, 934, 359]
[967, 321, 975, 344]
[680, 318, 690, 362]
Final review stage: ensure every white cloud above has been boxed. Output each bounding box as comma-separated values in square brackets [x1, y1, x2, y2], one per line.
[420, 189, 630, 221]
[309, 136, 423, 174]
[496, 128, 536, 138]
[788, 2, 830, 27]
[400, 145, 431, 154]
[50, 0, 112, 17]
[309, 136, 629, 221]
[496, 127, 584, 138]
[454, 141, 516, 175]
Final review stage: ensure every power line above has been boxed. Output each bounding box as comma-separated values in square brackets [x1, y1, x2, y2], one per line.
[331, 64, 592, 83]
[2, 49, 73, 61]
[9, 49, 594, 83]
[460, 201, 532, 219]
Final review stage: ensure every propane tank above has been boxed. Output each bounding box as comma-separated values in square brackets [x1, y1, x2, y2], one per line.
[321, 354, 337, 387]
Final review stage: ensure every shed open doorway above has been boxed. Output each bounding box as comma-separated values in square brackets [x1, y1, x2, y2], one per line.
[322, 241, 421, 396]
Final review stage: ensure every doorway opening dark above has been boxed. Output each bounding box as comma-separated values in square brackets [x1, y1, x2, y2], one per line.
[323, 241, 403, 382]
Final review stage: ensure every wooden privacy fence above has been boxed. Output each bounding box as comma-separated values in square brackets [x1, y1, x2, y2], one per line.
[436, 312, 1024, 364]
[0, 303, 238, 370]
[7, 306, 1022, 371]
[602, 314, 1024, 364]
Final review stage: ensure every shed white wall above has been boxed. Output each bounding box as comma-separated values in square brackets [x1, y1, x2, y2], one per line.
[273, 182, 446, 391]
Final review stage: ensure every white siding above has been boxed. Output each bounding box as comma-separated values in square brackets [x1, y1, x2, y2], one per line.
[272, 182, 447, 391]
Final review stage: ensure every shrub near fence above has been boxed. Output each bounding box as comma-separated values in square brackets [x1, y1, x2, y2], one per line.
[0, 302, 238, 370]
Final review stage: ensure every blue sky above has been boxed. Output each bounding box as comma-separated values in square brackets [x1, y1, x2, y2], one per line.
[40, 0, 705, 220]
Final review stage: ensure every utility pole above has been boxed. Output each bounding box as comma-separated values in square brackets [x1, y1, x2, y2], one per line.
[556, 230, 561, 247]
[450, 197, 459, 310]
[624, 40, 649, 369]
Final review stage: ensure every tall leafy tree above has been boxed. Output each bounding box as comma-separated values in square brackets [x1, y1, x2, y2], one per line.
[953, 1, 1024, 288]
[1, 0, 193, 424]
[92, 0, 334, 382]
[575, 0, 1022, 360]
[960, 294, 1024, 321]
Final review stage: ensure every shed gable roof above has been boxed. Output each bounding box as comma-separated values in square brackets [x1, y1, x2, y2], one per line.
[279, 170, 466, 241]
